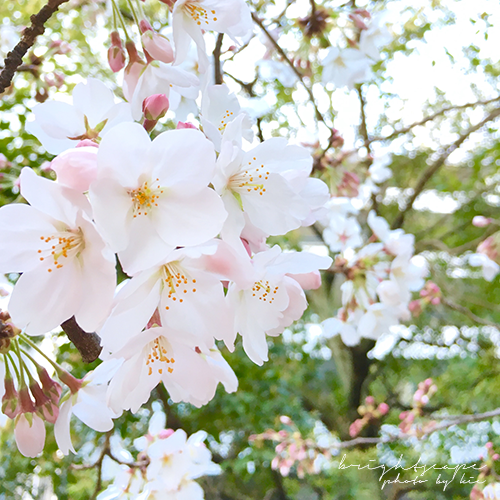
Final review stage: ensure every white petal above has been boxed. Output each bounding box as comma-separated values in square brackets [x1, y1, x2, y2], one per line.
[54, 399, 76, 455]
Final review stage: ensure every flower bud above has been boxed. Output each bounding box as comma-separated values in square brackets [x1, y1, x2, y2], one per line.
[2, 376, 19, 418]
[473, 216, 493, 227]
[38, 367, 62, 403]
[14, 413, 46, 458]
[140, 20, 174, 64]
[143, 94, 170, 121]
[50, 146, 98, 192]
[377, 402, 389, 415]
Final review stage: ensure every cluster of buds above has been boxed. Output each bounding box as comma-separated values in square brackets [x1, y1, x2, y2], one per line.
[0, 310, 86, 457]
[349, 396, 389, 437]
[250, 416, 330, 478]
[399, 378, 438, 435]
[409, 281, 441, 317]
[470, 443, 500, 499]
[337, 170, 360, 197]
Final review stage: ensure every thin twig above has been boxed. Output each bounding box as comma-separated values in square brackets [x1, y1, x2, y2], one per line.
[367, 94, 500, 145]
[391, 106, 500, 229]
[251, 12, 325, 124]
[441, 297, 499, 328]
[0, 0, 70, 94]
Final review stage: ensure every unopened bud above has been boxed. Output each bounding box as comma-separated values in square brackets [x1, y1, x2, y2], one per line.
[143, 94, 169, 121]
[473, 216, 493, 227]
[176, 121, 197, 129]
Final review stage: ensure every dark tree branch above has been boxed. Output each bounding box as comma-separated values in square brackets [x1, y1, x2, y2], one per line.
[391, 106, 500, 229]
[213, 33, 224, 85]
[0, 0, 70, 94]
[60, 317, 102, 363]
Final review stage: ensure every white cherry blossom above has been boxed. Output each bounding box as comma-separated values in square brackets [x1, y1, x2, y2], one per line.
[172, 0, 252, 73]
[26, 78, 133, 154]
[0, 168, 116, 334]
[89, 123, 227, 275]
[106, 327, 237, 413]
[322, 47, 372, 89]
[227, 246, 332, 365]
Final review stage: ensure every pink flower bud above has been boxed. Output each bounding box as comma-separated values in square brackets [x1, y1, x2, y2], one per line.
[14, 413, 46, 457]
[420, 395, 429, 405]
[378, 402, 389, 415]
[51, 146, 98, 192]
[486, 442, 493, 449]
[365, 396, 375, 405]
[431, 297, 441, 305]
[2, 376, 19, 418]
[143, 94, 169, 121]
[473, 216, 493, 227]
[280, 415, 293, 425]
[140, 21, 174, 64]
[409, 300, 422, 317]
[493, 454, 499, 461]
[37, 367, 62, 403]
[159, 429, 175, 439]
[413, 389, 424, 402]
[123, 41, 146, 101]
[176, 121, 197, 129]
[108, 46, 126, 73]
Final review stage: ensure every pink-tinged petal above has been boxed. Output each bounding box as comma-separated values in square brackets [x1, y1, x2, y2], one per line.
[72, 78, 116, 128]
[97, 122, 152, 185]
[148, 129, 216, 189]
[117, 215, 175, 275]
[15, 413, 46, 457]
[99, 272, 162, 352]
[25, 101, 85, 155]
[54, 398, 76, 455]
[197, 239, 254, 288]
[288, 271, 322, 290]
[9, 261, 83, 335]
[0, 204, 57, 273]
[20, 167, 89, 227]
[155, 189, 226, 247]
[74, 217, 116, 332]
[51, 147, 98, 192]
[268, 278, 307, 334]
[89, 177, 133, 252]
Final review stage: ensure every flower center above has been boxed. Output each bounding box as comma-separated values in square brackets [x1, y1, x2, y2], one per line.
[129, 179, 164, 217]
[251, 280, 279, 303]
[37, 229, 85, 273]
[146, 337, 175, 376]
[184, 2, 218, 25]
[229, 158, 270, 197]
[162, 263, 197, 310]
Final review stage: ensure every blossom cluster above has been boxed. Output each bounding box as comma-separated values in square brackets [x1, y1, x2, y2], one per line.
[0, 0, 332, 459]
[98, 412, 219, 500]
[322, 210, 427, 346]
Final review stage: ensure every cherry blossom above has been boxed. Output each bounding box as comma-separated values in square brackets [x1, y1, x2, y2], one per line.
[106, 327, 237, 412]
[89, 123, 227, 274]
[172, 0, 253, 72]
[0, 168, 116, 334]
[26, 78, 133, 154]
[322, 47, 372, 89]
[227, 246, 332, 365]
